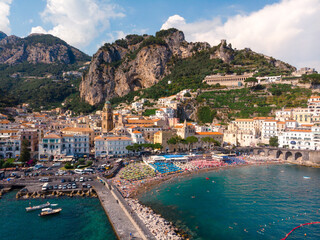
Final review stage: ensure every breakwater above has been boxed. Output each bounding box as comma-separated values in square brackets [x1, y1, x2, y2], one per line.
[95, 176, 155, 240]
[127, 198, 182, 240]
[16, 189, 98, 199]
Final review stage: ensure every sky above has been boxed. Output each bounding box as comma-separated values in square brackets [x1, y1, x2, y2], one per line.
[0, 0, 319, 70]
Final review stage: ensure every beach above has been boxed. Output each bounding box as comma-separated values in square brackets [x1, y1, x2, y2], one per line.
[110, 154, 284, 239]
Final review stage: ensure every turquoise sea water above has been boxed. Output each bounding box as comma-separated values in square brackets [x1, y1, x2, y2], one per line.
[0, 192, 117, 240]
[139, 164, 320, 240]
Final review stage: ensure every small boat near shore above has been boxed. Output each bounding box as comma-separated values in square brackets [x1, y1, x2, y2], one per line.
[26, 202, 51, 212]
[39, 208, 62, 216]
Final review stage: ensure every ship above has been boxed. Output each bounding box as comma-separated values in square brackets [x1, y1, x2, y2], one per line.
[26, 202, 51, 212]
[39, 208, 62, 216]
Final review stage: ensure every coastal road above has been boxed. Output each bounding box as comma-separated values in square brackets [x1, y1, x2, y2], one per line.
[93, 181, 145, 240]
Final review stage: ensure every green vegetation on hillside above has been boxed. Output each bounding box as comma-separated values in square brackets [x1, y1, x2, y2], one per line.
[110, 45, 295, 106]
[0, 63, 88, 112]
[63, 93, 96, 114]
[300, 74, 320, 86]
[142, 109, 157, 116]
[196, 84, 312, 120]
[155, 28, 179, 38]
[197, 106, 217, 123]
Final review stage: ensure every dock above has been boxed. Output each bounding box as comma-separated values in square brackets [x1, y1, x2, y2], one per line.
[93, 177, 156, 240]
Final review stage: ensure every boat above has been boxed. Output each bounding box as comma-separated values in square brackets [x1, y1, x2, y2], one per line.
[303, 176, 311, 179]
[39, 208, 62, 216]
[26, 202, 51, 212]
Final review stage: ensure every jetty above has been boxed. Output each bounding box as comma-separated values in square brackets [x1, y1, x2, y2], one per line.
[93, 177, 156, 240]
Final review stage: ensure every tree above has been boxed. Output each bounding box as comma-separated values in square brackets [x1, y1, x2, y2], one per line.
[269, 136, 279, 147]
[201, 137, 212, 150]
[126, 145, 135, 152]
[20, 139, 31, 164]
[186, 136, 198, 150]
[301, 73, 320, 87]
[167, 137, 177, 145]
[197, 106, 217, 123]
[153, 143, 163, 150]
[244, 77, 258, 87]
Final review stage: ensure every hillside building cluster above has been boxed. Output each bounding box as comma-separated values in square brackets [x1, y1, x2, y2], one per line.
[1, 89, 320, 162]
[224, 96, 320, 150]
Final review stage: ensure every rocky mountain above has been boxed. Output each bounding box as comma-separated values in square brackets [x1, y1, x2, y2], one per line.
[80, 28, 295, 106]
[80, 29, 210, 105]
[0, 31, 7, 41]
[0, 33, 90, 65]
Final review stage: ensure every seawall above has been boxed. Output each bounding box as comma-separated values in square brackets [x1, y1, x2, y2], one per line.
[95, 177, 155, 240]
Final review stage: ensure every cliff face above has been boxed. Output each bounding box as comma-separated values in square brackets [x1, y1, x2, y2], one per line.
[80, 29, 296, 106]
[0, 33, 90, 65]
[80, 29, 210, 105]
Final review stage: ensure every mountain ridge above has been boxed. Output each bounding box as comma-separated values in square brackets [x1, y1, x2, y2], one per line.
[80, 28, 296, 106]
[0, 33, 90, 65]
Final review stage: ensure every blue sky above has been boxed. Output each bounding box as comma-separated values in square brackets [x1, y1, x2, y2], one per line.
[1, 0, 320, 70]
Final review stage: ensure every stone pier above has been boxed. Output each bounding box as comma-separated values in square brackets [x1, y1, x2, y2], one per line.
[93, 178, 155, 240]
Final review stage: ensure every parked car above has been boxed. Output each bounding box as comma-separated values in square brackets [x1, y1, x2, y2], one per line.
[39, 177, 49, 182]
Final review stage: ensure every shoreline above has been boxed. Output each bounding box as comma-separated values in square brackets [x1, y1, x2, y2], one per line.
[129, 161, 285, 199]
[116, 159, 285, 239]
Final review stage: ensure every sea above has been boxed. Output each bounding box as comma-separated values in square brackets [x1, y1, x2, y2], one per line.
[139, 164, 320, 240]
[0, 192, 117, 240]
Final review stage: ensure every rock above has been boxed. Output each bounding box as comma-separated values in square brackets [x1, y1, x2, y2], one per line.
[0, 33, 89, 64]
[210, 39, 234, 63]
[80, 29, 210, 105]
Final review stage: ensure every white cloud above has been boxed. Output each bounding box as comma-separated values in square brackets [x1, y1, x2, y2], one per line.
[161, 0, 320, 70]
[0, 0, 12, 34]
[30, 0, 125, 48]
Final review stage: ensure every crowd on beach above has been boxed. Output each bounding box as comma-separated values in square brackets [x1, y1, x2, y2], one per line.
[126, 198, 182, 240]
[112, 154, 285, 240]
[113, 153, 285, 197]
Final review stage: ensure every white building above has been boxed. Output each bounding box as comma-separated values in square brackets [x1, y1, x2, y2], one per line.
[285, 120, 299, 129]
[257, 75, 281, 83]
[95, 136, 132, 158]
[278, 129, 313, 150]
[61, 134, 90, 157]
[0, 135, 21, 159]
[39, 133, 90, 160]
[275, 109, 294, 121]
[308, 96, 320, 113]
[261, 120, 278, 143]
[131, 102, 143, 111]
[131, 131, 145, 144]
[39, 134, 62, 160]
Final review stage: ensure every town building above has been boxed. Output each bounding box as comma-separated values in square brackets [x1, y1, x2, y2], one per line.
[0, 135, 21, 159]
[39, 133, 90, 160]
[94, 136, 132, 158]
[203, 73, 253, 87]
[101, 101, 114, 132]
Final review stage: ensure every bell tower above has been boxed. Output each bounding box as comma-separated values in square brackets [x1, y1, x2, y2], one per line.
[102, 101, 113, 132]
